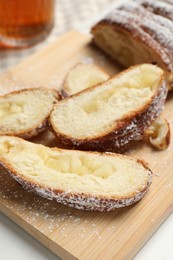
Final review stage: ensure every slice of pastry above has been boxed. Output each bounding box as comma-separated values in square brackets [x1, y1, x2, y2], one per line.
[61, 63, 109, 97]
[49, 64, 167, 152]
[0, 136, 152, 211]
[0, 88, 59, 138]
[62, 63, 170, 151]
[91, 0, 173, 89]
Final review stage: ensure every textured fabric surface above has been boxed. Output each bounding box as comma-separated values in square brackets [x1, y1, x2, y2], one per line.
[0, 0, 113, 73]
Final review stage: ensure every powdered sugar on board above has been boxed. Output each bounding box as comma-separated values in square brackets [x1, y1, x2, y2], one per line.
[1, 159, 172, 243]
[0, 52, 112, 96]
[0, 69, 63, 96]
[0, 172, 128, 240]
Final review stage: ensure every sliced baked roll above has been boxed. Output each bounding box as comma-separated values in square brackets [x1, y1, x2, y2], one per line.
[0, 136, 152, 211]
[0, 88, 59, 139]
[61, 63, 170, 151]
[49, 64, 167, 152]
[91, 0, 173, 89]
[61, 63, 109, 97]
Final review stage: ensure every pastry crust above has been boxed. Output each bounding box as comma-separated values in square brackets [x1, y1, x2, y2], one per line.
[91, 0, 173, 89]
[61, 63, 109, 97]
[60, 62, 170, 151]
[144, 116, 170, 150]
[49, 64, 167, 153]
[0, 136, 152, 212]
[0, 88, 59, 139]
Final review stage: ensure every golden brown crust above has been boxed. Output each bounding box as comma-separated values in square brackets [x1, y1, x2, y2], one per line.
[0, 88, 60, 139]
[91, 0, 173, 89]
[92, 21, 171, 73]
[61, 63, 109, 98]
[49, 65, 167, 153]
[143, 116, 170, 150]
[0, 141, 152, 212]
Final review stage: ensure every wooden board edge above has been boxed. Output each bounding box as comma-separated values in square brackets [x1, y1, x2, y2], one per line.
[1, 198, 173, 260]
[130, 205, 173, 259]
[0, 204, 77, 260]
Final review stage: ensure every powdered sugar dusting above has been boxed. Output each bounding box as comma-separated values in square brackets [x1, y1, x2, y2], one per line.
[0, 173, 123, 240]
[81, 56, 94, 65]
[106, 9, 173, 71]
[122, 1, 173, 34]
[95, 0, 173, 73]
[54, 76, 167, 153]
[137, 0, 173, 21]
[118, 3, 173, 52]
[0, 71, 40, 96]
[0, 154, 152, 213]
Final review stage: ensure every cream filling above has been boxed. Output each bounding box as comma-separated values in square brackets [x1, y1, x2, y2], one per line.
[0, 137, 150, 197]
[0, 90, 56, 133]
[51, 64, 162, 138]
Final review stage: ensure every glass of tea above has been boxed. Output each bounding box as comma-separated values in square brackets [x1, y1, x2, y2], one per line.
[0, 0, 55, 48]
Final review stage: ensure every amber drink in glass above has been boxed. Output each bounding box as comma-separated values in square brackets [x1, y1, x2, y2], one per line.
[0, 0, 55, 48]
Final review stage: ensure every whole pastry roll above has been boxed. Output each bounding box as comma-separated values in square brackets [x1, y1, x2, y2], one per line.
[91, 0, 173, 90]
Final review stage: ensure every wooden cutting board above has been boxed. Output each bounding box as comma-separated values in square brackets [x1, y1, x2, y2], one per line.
[0, 30, 173, 260]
